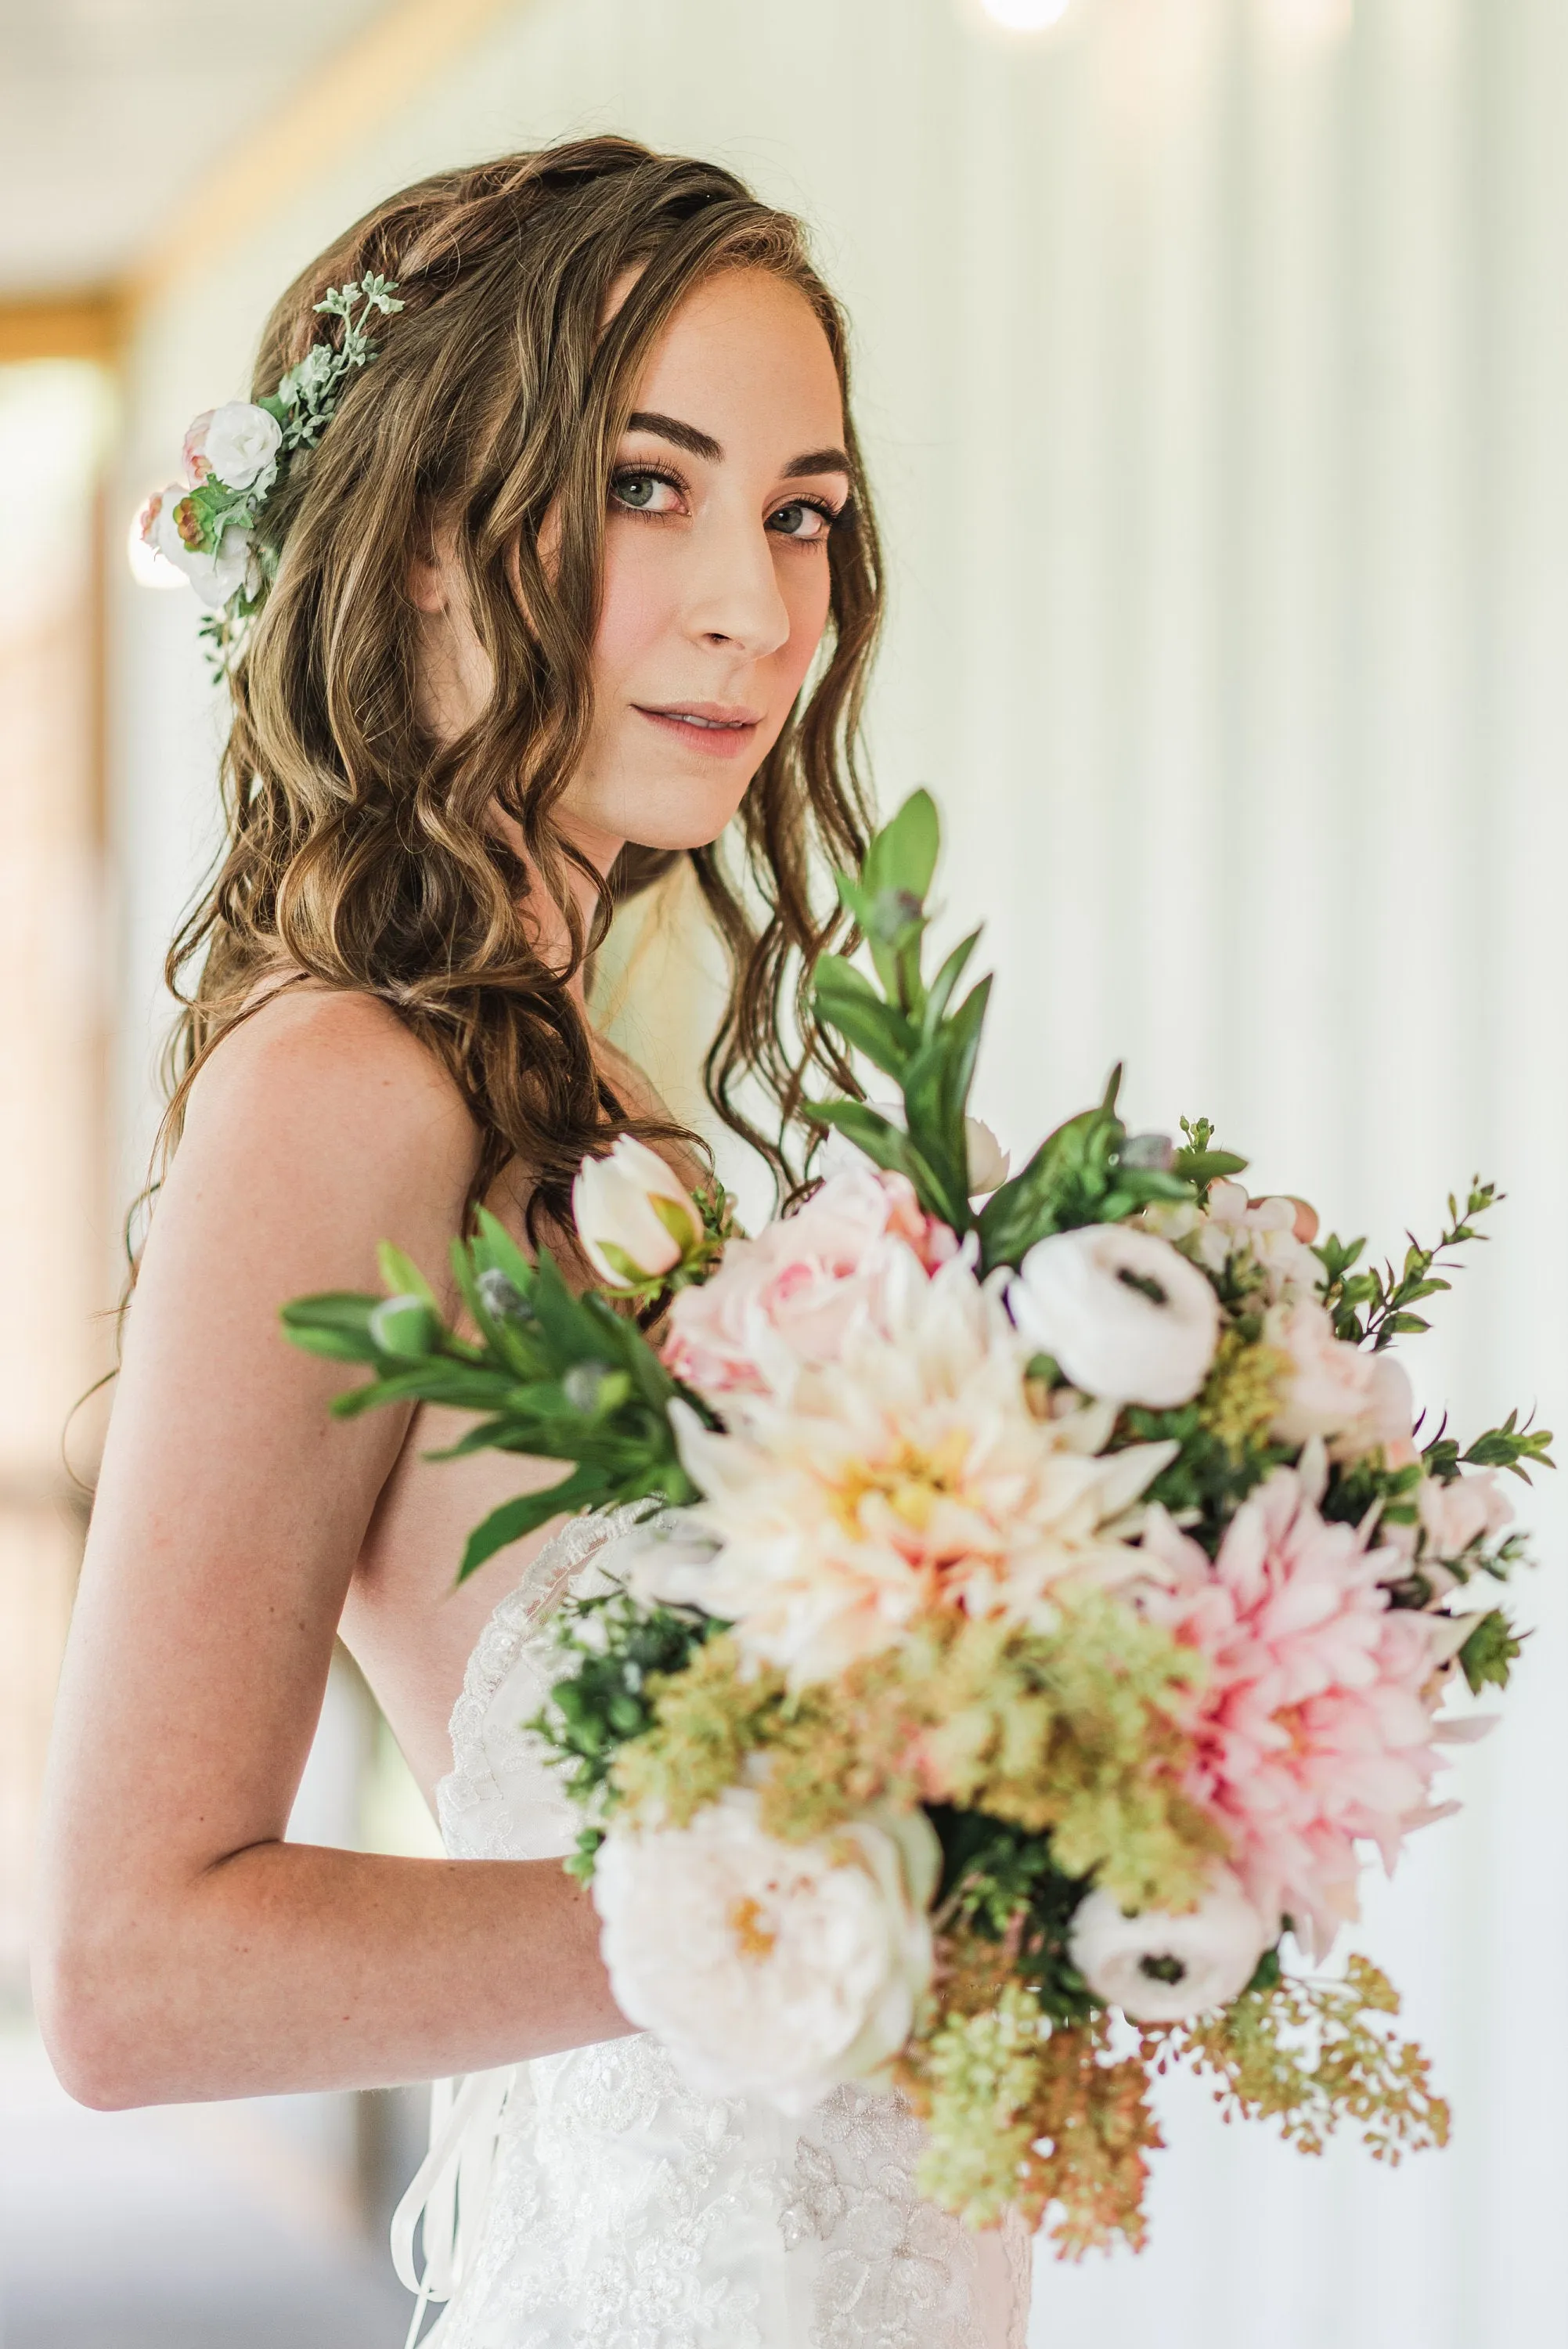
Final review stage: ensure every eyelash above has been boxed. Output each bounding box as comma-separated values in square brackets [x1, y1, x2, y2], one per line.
[608, 463, 845, 543]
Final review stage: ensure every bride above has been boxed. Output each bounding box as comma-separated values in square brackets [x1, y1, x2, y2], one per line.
[36, 139, 1030, 2347]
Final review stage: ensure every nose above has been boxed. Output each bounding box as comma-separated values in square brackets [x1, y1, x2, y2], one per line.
[682, 504, 791, 660]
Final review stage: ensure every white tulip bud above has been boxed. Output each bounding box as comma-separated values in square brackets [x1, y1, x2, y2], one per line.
[572, 1136, 701, 1289]
[964, 1117, 1011, 1197]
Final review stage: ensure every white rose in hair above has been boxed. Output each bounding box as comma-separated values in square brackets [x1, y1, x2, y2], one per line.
[593, 1791, 939, 2113]
[573, 1136, 700, 1288]
[1010, 1225, 1220, 1408]
[197, 399, 283, 493]
[1069, 1869, 1274, 2023]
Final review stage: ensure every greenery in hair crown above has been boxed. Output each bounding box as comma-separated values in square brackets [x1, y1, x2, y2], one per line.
[137, 274, 402, 676]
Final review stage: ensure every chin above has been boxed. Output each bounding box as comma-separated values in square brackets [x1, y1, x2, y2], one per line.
[590, 757, 767, 856]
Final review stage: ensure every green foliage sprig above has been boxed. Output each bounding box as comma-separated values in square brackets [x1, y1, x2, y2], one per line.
[281, 1210, 701, 1581]
[265, 274, 403, 451]
[1422, 1405, 1556, 1485]
[806, 794, 1246, 1268]
[522, 1582, 719, 1878]
[1316, 1182, 1501, 1351]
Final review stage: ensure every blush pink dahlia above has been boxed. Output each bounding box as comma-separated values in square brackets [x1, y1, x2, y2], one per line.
[1138, 1456, 1454, 1959]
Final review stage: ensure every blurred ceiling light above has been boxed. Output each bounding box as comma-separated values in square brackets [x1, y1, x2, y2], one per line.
[126, 502, 186, 590]
[976, 0, 1076, 30]
[1267, 0, 1354, 39]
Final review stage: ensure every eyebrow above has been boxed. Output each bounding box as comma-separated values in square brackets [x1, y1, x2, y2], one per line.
[625, 410, 851, 480]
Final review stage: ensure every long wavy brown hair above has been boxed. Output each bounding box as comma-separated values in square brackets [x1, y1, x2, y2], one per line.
[160, 136, 881, 1236]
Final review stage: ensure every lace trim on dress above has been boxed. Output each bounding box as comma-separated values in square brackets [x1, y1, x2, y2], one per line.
[438, 1501, 660, 1864]
[780, 2087, 984, 2349]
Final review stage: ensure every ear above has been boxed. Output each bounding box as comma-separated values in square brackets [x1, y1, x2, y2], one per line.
[408, 510, 452, 614]
[408, 549, 447, 615]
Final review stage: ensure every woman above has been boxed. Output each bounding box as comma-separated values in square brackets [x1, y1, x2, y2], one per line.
[37, 139, 1029, 2345]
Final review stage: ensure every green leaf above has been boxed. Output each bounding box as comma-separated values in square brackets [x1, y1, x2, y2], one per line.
[1171, 1146, 1249, 1190]
[936, 975, 990, 1131]
[470, 1209, 539, 1299]
[864, 788, 940, 905]
[976, 1096, 1123, 1269]
[649, 1194, 699, 1256]
[923, 929, 982, 1036]
[812, 956, 918, 1079]
[803, 1099, 953, 1219]
[377, 1242, 437, 1306]
[368, 1294, 442, 1359]
[456, 1467, 612, 1582]
[1458, 1609, 1526, 1695]
[279, 1291, 382, 1362]
[1379, 1312, 1433, 1340]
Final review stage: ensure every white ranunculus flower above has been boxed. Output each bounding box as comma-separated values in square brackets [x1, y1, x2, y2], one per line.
[1069, 1869, 1274, 2022]
[1009, 1225, 1221, 1408]
[573, 1136, 700, 1289]
[198, 399, 283, 493]
[593, 1790, 939, 2113]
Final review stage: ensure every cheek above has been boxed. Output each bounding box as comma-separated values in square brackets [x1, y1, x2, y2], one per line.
[778, 558, 834, 689]
[592, 531, 669, 685]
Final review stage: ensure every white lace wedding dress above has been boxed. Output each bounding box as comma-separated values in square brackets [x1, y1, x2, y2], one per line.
[392, 1506, 1033, 2349]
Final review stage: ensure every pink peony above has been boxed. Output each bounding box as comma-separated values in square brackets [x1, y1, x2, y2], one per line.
[1268, 1299, 1418, 1467]
[662, 1167, 954, 1398]
[1417, 1469, 1514, 1562]
[1267, 1300, 1418, 1470]
[1139, 1460, 1452, 1958]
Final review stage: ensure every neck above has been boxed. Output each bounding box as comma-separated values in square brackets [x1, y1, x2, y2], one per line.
[511, 814, 625, 1012]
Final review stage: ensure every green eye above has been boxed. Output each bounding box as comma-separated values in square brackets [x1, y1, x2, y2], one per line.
[615, 473, 658, 509]
[769, 500, 832, 540]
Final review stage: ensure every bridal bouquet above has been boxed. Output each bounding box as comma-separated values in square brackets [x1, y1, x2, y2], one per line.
[285, 794, 1549, 2254]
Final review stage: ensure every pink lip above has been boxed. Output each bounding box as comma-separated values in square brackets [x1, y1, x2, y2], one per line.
[634, 701, 764, 757]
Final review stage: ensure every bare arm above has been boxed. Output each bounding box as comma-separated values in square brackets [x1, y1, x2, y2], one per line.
[34, 991, 628, 2109]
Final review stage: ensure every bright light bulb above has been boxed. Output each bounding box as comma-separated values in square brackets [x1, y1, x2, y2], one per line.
[977, 0, 1075, 29]
[127, 500, 186, 590]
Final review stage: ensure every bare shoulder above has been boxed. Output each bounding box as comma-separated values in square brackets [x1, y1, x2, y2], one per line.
[187, 982, 478, 1184]
[190, 983, 472, 1153]
[147, 987, 481, 1308]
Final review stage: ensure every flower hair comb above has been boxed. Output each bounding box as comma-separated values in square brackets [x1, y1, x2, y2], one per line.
[139, 273, 402, 675]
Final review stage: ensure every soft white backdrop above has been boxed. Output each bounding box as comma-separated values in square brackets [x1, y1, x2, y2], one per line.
[110, 3, 1568, 2342]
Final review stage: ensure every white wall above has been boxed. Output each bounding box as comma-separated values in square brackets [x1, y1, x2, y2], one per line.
[111, 3, 1568, 2341]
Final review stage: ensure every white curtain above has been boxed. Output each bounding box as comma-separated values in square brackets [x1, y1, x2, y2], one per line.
[114, 3, 1568, 2340]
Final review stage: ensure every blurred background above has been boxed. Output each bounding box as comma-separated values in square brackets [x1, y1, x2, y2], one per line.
[4, 0, 1567, 2342]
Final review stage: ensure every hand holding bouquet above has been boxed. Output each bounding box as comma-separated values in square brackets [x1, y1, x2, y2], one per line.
[286, 793, 1550, 2254]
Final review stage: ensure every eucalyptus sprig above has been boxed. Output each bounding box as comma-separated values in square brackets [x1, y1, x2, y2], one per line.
[266, 273, 404, 452]
[281, 1210, 702, 1581]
